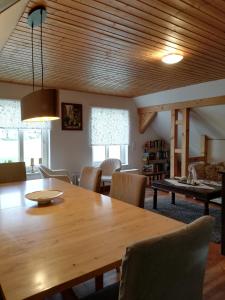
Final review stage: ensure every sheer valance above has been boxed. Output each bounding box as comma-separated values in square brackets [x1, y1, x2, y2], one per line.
[0, 100, 50, 129]
[90, 107, 129, 145]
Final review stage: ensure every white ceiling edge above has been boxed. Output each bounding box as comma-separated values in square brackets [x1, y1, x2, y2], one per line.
[0, 0, 29, 51]
[134, 78, 225, 108]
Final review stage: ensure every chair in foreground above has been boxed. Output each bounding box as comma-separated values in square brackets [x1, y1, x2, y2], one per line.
[110, 173, 147, 208]
[0, 162, 26, 183]
[39, 165, 72, 184]
[79, 167, 102, 193]
[99, 158, 122, 186]
[81, 216, 213, 300]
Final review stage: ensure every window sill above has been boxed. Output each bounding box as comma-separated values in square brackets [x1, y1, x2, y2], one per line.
[26, 171, 41, 180]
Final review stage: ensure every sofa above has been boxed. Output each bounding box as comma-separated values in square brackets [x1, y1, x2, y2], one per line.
[189, 161, 225, 183]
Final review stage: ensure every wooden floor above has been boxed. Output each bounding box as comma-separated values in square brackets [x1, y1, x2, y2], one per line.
[204, 243, 225, 300]
[52, 189, 225, 300]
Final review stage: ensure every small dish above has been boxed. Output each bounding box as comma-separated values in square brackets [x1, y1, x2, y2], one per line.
[25, 190, 63, 205]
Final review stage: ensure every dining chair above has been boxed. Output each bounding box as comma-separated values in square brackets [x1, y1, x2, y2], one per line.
[39, 165, 72, 184]
[99, 159, 122, 186]
[0, 162, 26, 183]
[79, 166, 102, 193]
[81, 216, 213, 300]
[110, 173, 147, 208]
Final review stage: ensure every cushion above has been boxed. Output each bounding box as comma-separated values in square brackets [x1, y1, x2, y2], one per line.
[192, 163, 206, 180]
[205, 162, 225, 181]
[205, 164, 218, 181]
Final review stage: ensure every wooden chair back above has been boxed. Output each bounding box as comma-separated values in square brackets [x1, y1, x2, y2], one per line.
[0, 162, 26, 183]
[110, 173, 147, 208]
[119, 216, 213, 300]
[80, 167, 102, 193]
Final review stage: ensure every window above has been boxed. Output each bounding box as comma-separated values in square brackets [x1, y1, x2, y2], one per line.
[0, 100, 50, 169]
[90, 107, 129, 165]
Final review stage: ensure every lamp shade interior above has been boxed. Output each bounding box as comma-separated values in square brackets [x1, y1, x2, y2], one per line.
[21, 89, 59, 122]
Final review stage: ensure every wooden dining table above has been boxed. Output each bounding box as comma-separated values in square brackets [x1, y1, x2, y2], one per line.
[0, 178, 184, 300]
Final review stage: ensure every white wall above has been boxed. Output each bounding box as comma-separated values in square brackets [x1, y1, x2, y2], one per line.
[135, 79, 225, 162]
[135, 78, 225, 107]
[51, 89, 158, 173]
[0, 82, 158, 173]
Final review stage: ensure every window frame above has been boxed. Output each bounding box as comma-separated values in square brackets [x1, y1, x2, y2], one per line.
[0, 128, 50, 171]
[90, 107, 130, 166]
[92, 144, 128, 166]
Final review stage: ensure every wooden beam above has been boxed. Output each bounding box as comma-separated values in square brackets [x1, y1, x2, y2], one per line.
[170, 110, 178, 178]
[175, 148, 182, 154]
[175, 120, 182, 125]
[181, 108, 190, 177]
[138, 111, 157, 133]
[189, 156, 205, 163]
[200, 135, 209, 162]
[138, 95, 225, 114]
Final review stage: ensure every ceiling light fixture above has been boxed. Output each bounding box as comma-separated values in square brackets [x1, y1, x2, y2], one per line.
[161, 53, 183, 64]
[21, 6, 59, 122]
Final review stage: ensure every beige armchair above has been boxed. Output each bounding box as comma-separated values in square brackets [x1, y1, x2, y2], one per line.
[81, 216, 213, 300]
[99, 158, 122, 185]
[0, 162, 26, 183]
[39, 165, 72, 184]
[79, 167, 102, 193]
[110, 173, 147, 208]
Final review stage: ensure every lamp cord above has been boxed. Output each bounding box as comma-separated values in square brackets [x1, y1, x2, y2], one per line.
[40, 8, 44, 90]
[31, 22, 34, 92]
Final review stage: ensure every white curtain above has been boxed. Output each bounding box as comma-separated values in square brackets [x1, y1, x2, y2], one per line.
[0, 100, 50, 129]
[90, 107, 129, 145]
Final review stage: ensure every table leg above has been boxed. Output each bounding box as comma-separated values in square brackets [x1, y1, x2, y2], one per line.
[171, 192, 175, 205]
[95, 274, 103, 291]
[153, 188, 158, 209]
[204, 201, 209, 215]
[221, 174, 225, 256]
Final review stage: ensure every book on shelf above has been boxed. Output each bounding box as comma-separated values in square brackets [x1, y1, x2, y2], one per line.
[142, 139, 170, 176]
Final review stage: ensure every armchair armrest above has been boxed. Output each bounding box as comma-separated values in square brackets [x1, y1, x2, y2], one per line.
[50, 174, 72, 184]
[51, 169, 70, 176]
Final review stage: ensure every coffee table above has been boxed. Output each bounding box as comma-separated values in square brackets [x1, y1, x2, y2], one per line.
[151, 179, 222, 215]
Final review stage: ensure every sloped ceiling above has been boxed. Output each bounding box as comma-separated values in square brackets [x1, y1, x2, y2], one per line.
[0, 0, 29, 51]
[135, 79, 225, 162]
[2, 0, 225, 96]
[150, 106, 225, 158]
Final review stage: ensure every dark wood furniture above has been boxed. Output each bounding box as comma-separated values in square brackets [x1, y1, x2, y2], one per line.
[219, 172, 225, 256]
[151, 180, 221, 215]
[142, 170, 169, 187]
[142, 139, 170, 186]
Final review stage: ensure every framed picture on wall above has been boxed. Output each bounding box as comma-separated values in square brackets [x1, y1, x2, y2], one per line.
[61, 103, 83, 130]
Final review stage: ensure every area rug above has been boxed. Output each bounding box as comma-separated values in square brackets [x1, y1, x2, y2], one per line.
[145, 195, 221, 243]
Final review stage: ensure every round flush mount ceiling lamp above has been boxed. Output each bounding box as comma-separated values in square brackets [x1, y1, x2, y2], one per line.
[161, 53, 183, 64]
[21, 6, 59, 122]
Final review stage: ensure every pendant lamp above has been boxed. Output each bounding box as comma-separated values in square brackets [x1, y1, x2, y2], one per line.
[21, 6, 59, 122]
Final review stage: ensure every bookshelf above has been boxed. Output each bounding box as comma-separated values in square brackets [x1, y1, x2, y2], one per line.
[142, 139, 170, 186]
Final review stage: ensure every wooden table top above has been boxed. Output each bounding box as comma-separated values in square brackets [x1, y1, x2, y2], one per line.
[0, 178, 184, 300]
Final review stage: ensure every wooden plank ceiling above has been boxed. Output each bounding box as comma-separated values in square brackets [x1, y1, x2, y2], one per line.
[1, 0, 225, 97]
